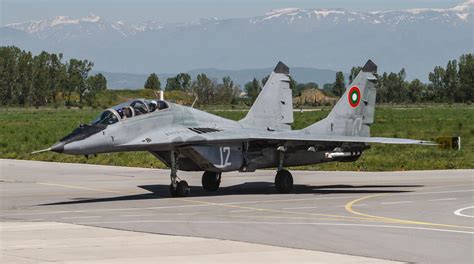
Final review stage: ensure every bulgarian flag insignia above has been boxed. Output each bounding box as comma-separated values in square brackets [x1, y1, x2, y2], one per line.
[348, 86, 361, 108]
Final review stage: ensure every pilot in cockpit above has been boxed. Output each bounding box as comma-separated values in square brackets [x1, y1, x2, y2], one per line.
[148, 100, 158, 112]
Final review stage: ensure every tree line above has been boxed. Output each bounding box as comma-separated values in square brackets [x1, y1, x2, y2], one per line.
[144, 72, 240, 105]
[0, 46, 106, 107]
[328, 54, 473, 104]
[2, 45, 472, 107]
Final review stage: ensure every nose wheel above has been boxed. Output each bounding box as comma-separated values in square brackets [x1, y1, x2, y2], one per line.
[170, 181, 190, 197]
[169, 150, 190, 197]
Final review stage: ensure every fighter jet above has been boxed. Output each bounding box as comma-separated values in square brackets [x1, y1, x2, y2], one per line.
[34, 60, 460, 197]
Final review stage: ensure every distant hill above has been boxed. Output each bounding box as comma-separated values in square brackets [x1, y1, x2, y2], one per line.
[97, 67, 341, 90]
[2, 1, 472, 80]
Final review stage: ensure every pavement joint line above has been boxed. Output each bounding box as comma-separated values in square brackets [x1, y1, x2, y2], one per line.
[73, 219, 474, 235]
[212, 213, 373, 222]
[61, 216, 102, 219]
[344, 184, 474, 230]
[282, 206, 318, 210]
[36, 182, 136, 195]
[427, 198, 457, 202]
[229, 209, 257, 213]
[120, 214, 155, 217]
[381, 201, 413, 205]
[2, 203, 212, 216]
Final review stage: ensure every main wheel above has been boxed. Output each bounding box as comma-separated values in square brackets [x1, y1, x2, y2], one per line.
[202, 171, 221, 192]
[275, 169, 293, 194]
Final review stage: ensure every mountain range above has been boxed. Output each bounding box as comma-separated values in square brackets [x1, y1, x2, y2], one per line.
[1, 0, 473, 84]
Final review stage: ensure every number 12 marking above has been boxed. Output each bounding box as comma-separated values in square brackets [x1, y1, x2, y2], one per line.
[217, 147, 231, 168]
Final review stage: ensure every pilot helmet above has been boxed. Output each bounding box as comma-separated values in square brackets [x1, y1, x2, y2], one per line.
[149, 100, 158, 111]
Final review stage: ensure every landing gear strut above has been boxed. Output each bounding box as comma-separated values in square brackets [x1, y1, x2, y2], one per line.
[202, 171, 221, 192]
[169, 151, 190, 197]
[274, 146, 293, 193]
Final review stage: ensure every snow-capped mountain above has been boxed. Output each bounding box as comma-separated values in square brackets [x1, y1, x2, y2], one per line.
[1, 1, 472, 80]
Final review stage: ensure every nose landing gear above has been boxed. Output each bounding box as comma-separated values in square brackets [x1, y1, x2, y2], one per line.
[169, 151, 190, 197]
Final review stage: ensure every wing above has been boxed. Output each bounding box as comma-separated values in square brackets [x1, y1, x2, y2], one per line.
[249, 132, 437, 145]
[118, 127, 435, 151]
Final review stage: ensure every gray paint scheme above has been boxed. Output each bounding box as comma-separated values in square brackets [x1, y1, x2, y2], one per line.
[43, 61, 436, 175]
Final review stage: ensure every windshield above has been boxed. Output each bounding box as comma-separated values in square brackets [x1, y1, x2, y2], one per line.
[131, 100, 149, 115]
[91, 110, 119, 126]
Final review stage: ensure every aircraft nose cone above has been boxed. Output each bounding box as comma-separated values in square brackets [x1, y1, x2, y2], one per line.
[50, 142, 65, 153]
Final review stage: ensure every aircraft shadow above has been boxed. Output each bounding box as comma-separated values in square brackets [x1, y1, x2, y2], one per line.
[39, 182, 421, 206]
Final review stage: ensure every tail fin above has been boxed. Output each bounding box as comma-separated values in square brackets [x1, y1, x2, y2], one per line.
[303, 60, 378, 137]
[239, 61, 293, 131]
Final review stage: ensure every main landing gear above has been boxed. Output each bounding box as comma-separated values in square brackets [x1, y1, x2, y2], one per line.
[169, 151, 190, 197]
[274, 146, 293, 193]
[202, 171, 221, 192]
[275, 169, 293, 193]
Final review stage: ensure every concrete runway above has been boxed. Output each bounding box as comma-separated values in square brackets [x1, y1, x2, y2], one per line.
[1, 159, 473, 263]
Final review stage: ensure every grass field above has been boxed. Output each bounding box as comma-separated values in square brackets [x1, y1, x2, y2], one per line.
[0, 105, 472, 171]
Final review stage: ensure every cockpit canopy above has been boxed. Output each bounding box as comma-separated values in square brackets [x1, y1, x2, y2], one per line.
[91, 99, 169, 126]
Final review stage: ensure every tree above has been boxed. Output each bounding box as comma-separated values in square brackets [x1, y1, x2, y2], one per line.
[349, 66, 362, 84]
[407, 79, 425, 103]
[428, 66, 446, 102]
[444, 60, 459, 103]
[144, 73, 161, 90]
[85, 73, 107, 105]
[261, 75, 270, 86]
[191, 73, 215, 105]
[244, 78, 261, 103]
[0, 46, 21, 106]
[48, 53, 66, 104]
[166, 73, 191, 91]
[30, 51, 51, 107]
[66, 59, 93, 106]
[15, 50, 33, 106]
[216, 76, 238, 104]
[394, 68, 408, 103]
[458, 53, 474, 102]
[332, 71, 345, 97]
[289, 76, 297, 91]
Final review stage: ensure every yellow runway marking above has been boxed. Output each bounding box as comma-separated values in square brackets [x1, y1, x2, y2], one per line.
[181, 198, 377, 222]
[345, 184, 474, 230]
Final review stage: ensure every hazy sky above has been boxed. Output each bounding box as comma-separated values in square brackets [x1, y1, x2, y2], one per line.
[0, 0, 465, 25]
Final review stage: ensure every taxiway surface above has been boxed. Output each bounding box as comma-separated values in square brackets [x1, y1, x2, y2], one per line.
[1, 159, 473, 263]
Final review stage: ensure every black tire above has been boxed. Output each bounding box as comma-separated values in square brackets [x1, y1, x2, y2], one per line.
[176, 180, 190, 197]
[275, 169, 293, 194]
[202, 171, 221, 192]
[169, 183, 178, 197]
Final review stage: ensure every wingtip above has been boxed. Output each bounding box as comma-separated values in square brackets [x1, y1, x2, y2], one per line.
[362, 59, 377, 73]
[274, 61, 289, 74]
